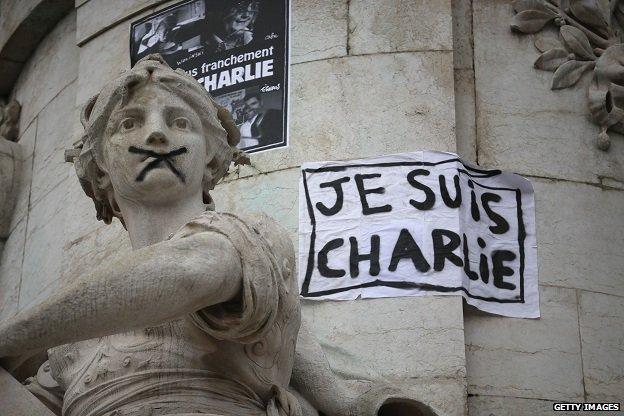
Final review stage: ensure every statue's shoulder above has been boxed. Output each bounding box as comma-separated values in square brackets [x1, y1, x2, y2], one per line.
[189, 210, 286, 232]
[185, 210, 295, 259]
[187, 210, 298, 300]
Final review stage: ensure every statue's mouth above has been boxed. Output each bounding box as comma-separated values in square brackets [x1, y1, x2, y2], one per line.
[128, 146, 188, 183]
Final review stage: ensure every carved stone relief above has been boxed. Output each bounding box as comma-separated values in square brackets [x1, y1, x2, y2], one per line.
[511, 0, 624, 150]
[0, 100, 21, 143]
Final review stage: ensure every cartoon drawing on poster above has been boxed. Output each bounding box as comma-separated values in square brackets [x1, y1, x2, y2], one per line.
[298, 151, 539, 318]
[130, 0, 289, 153]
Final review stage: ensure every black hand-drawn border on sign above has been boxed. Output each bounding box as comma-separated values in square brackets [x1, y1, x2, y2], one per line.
[300, 158, 526, 304]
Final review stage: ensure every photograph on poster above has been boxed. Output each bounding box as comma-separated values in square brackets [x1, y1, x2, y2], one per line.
[130, 0, 289, 153]
[213, 87, 283, 149]
[132, 0, 206, 60]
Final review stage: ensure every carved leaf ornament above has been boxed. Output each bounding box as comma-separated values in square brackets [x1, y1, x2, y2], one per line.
[511, 0, 624, 150]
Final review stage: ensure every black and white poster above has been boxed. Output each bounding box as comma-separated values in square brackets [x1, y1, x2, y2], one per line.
[299, 151, 539, 318]
[130, 0, 289, 153]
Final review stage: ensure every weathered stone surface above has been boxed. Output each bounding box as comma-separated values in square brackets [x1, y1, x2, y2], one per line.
[0, 219, 26, 321]
[303, 296, 465, 381]
[601, 176, 624, 190]
[76, 20, 129, 108]
[468, 395, 560, 416]
[533, 179, 624, 297]
[0, 0, 40, 49]
[54, 127, 128, 286]
[0, 139, 20, 238]
[291, 0, 347, 64]
[0, 60, 24, 96]
[452, 0, 473, 70]
[29, 81, 77, 208]
[302, 296, 466, 414]
[465, 286, 584, 401]
[21, 168, 130, 294]
[16, 116, 36, 160]
[11, 11, 78, 134]
[0, 0, 74, 98]
[0, 0, 73, 67]
[349, 0, 453, 55]
[473, 0, 624, 184]
[0, 367, 56, 416]
[232, 52, 455, 179]
[61, 219, 130, 286]
[61, 176, 108, 242]
[215, 167, 299, 246]
[478, 109, 624, 184]
[474, 0, 579, 113]
[18, 178, 68, 310]
[579, 291, 624, 403]
[454, 68, 476, 162]
[76, 0, 169, 45]
[7, 120, 36, 235]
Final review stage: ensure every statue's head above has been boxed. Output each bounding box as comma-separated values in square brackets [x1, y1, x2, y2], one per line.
[70, 54, 244, 226]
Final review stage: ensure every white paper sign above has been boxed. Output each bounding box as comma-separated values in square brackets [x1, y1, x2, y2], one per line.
[298, 151, 539, 318]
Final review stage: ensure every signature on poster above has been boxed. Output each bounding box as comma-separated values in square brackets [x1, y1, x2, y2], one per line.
[261, 83, 281, 92]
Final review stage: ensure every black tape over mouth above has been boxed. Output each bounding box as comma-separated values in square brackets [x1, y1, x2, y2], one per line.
[128, 146, 188, 183]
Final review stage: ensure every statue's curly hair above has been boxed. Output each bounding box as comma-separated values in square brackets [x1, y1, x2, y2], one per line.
[69, 54, 247, 226]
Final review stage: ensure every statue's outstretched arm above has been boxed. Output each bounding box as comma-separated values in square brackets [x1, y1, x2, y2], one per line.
[0, 232, 242, 358]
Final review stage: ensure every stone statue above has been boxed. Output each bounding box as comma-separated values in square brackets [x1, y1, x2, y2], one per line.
[0, 99, 21, 143]
[0, 55, 432, 416]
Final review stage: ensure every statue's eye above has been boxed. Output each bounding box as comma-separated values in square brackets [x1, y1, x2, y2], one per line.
[120, 118, 136, 131]
[173, 117, 190, 130]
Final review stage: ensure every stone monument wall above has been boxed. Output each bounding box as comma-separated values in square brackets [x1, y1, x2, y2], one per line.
[453, 0, 624, 414]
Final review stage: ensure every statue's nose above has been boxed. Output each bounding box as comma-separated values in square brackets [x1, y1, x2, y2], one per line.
[145, 131, 168, 146]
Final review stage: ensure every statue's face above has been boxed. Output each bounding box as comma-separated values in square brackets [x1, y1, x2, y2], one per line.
[100, 82, 208, 205]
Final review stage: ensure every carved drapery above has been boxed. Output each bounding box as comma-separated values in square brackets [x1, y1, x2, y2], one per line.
[511, 0, 624, 150]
